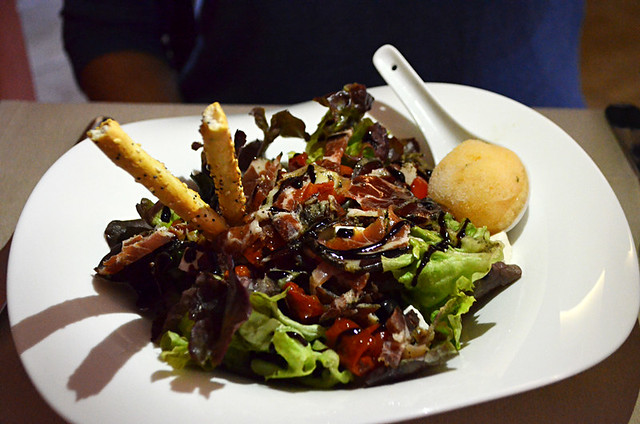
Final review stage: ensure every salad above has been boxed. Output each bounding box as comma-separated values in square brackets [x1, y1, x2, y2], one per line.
[93, 83, 521, 388]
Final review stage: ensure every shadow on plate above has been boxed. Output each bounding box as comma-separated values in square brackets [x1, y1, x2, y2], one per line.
[459, 276, 521, 348]
[505, 204, 528, 245]
[11, 277, 150, 400]
[150, 368, 244, 399]
[67, 317, 150, 400]
[11, 277, 139, 355]
[12, 275, 254, 400]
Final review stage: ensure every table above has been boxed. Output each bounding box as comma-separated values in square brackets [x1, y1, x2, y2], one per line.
[1, 100, 639, 423]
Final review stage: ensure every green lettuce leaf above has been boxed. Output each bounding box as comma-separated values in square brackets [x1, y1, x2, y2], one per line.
[381, 216, 502, 347]
[306, 83, 373, 162]
[430, 293, 476, 349]
[343, 117, 376, 159]
[225, 291, 352, 388]
[250, 329, 351, 388]
[159, 331, 198, 370]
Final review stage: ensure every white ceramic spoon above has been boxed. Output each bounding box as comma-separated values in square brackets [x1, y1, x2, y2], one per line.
[372, 44, 529, 232]
[372, 44, 481, 163]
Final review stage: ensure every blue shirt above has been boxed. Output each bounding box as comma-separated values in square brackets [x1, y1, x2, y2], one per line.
[62, 0, 585, 107]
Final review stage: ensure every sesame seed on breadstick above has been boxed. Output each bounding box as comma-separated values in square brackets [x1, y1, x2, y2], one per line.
[88, 119, 228, 239]
[199, 102, 246, 226]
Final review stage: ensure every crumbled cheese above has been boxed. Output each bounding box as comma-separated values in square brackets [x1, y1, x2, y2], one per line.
[400, 162, 418, 186]
[403, 305, 429, 330]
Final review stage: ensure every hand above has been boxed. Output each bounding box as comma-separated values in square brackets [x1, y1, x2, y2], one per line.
[79, 51, 183, 102]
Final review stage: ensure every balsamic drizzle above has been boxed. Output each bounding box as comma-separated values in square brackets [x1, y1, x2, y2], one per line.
[310, 220, 412, 260]
[271, 165, 317, 205]
[410, 213, 470, 286]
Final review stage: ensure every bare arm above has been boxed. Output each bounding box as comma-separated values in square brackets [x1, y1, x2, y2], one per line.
[78, 51, 183, 103]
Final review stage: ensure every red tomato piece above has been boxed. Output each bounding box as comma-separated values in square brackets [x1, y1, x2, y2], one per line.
[234, 265, 251, 278]
[325, 318, 385, 376]
[339, 165, 353, 177]
[300, 181, 336, 203]
[284, 282, 325, 324]
[242, 243, 264, 266]
[325, 317, 360, 347]
[288, 153, 308, 170]
[410, 175, 429, 199]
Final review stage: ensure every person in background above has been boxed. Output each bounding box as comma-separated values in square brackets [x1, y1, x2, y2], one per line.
[62, 0, 586, 107]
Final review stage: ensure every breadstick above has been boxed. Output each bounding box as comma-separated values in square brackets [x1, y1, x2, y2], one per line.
[88, 119, 227, 239]
[199, 102, 246, 225]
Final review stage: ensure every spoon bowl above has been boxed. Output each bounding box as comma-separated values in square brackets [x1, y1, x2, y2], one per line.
[372, 44, 529, 232]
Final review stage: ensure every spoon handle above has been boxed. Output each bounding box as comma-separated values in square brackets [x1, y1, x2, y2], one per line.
[373, 44, 474, 162]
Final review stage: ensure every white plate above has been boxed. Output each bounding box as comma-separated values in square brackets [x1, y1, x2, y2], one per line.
[8, 84, 640, 424]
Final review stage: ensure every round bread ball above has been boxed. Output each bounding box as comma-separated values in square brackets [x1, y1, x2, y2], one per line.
[429, 139, 529, 233]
